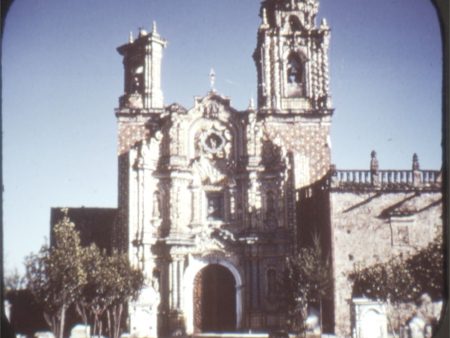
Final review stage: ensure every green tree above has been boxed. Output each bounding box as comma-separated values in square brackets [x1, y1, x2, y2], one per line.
[350, 236, 444, 302]
[75, 244, 109, 337]
[349, 235, 444, 336]
[25, 209, 87, 338]
[285, 235, 333, 335]
[75, 246, 144, 338]
[350, 255, 417, 337]
[406, 235, 444, 301]
[104, 251, 144, 338]
[350, 255, 417, 303]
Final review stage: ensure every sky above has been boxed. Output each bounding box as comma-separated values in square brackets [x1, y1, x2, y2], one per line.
[2, 0, 443, 274]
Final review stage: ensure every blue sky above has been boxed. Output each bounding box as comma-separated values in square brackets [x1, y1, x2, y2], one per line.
[2, 0, 443, 273]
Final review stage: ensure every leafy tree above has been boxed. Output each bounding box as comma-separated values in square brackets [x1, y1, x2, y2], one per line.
[75, 244, 109, 336]
[406, 235, 444, 301]
[25, 209, 87, 338]
[350, 255, 417, 303]
[350, 236, 444, 302]
[75, 246, 144, 338]
[350, 255, 417, 337]
[104, 251, 144, 338]
[349, 235, 445, 336]
[285, 234, 333, 335]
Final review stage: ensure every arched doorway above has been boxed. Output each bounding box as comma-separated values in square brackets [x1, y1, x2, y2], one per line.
[193, 264, 236, 332]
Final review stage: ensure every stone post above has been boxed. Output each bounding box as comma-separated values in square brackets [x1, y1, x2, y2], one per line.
[370, 151, 380, 187]
[412, 153, 422, 187]
[352, 298, 388, 338]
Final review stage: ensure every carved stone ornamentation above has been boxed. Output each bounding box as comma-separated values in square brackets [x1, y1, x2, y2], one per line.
[111, 2, 441, 338]
[192, 156, 226, 185]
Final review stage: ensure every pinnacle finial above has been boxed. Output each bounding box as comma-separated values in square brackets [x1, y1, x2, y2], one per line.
[412, 153, 420, 171]
[249, 97, 255, 110]
[370, 150, 379, 172]
[129, 31, 134, 43]
[209, 68, 216, 92]
[262, 8, 268, 25]
[152, 21, 158, 35]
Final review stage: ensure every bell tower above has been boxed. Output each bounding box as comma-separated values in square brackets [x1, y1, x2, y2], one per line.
[254, 0, 333, 114]
[114, 23, 167, 255]
[117, 22, 167, 111]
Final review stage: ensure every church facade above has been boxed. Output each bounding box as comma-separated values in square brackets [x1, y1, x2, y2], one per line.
[52, 0, 442, 337]
[115, 1, 333, 336]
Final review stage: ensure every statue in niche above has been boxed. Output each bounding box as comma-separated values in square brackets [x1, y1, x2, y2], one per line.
[286, 52, 306, 97]
[207, 193, 223, 221]
[152, 191, 161, 219]
[204, 132, 223, 152]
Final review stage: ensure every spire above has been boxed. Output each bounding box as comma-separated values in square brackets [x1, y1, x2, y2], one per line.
[129, 31, 134, 43]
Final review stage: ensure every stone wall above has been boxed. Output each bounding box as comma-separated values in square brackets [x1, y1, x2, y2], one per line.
[330, 189, 442, 337]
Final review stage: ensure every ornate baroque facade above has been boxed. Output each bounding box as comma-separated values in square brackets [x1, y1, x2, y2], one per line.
[105, 0, 442, 337]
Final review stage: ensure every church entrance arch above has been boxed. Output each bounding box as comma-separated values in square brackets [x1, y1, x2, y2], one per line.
[183, 257, 242, 335]
[194, 264, 236, 332]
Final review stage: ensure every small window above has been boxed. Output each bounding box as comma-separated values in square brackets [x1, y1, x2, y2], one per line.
[131, 65, 144, 93]
[289, 15, 302, 31]
[390, 215, 415, 246]
[207, 192, 224, 221]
